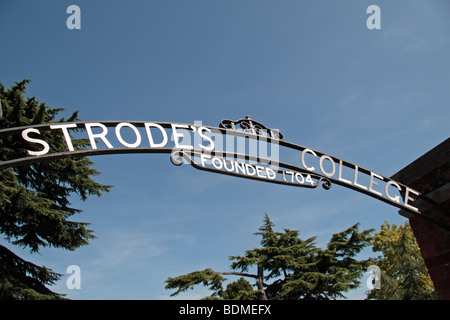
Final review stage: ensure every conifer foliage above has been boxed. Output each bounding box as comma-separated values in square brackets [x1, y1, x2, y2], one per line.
[367, 221, 439, 300]
[166, 214, 373, 300]
[0, 80, 111, 299]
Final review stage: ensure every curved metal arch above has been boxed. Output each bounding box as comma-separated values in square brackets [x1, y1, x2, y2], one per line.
[0, 119, 420, 184]
[0, 120, 419, 199]
[0, 120, 448, 230]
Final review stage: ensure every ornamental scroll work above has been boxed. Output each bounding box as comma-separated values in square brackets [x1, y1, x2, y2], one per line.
[1, 116, 447, 229]
[220, 115, 284, 140]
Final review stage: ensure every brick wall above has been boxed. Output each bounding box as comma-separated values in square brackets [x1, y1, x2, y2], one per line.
[391, 138, 450, 300]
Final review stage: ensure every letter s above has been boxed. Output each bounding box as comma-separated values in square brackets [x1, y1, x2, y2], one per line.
[22, 128, 50, 156]
[198, 126, 215, 151]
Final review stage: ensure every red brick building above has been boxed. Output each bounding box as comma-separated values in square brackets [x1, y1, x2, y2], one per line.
[391, 138, 450, 299]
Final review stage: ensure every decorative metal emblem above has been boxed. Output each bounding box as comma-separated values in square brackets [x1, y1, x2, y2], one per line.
[220, 115, 284, 140]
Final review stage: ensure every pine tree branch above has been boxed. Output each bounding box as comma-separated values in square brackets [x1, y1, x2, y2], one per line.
[216, 271, 258, 279]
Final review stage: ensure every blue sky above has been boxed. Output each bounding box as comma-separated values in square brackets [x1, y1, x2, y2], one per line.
[1, 0, 449, 300]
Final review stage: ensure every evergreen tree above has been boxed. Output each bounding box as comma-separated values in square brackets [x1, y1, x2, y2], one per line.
[0, 80, 112, 299]
[366, 221, 439, 300]
[165, 214, 373, 300]
[220, 277, 257, 300]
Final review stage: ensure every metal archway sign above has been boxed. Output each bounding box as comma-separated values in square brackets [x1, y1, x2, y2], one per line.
[0, 116, 447, 229]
